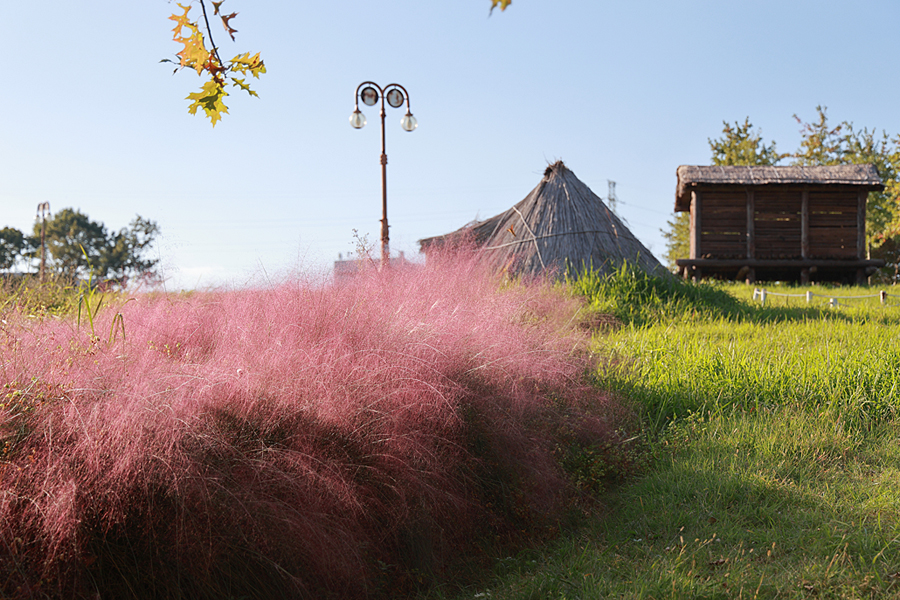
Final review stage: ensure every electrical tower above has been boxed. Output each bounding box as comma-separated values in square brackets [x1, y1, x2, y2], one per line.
[607, 180, 618, 215]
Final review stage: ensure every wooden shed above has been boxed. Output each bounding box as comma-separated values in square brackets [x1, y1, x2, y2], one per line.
[675, 165, 885, 283]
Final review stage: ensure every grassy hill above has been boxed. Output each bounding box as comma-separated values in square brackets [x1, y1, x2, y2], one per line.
[444, 268, 900, 599]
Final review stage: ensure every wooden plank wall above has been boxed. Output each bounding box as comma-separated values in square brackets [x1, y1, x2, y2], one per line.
[808, 190, 858, 259]
[694, 186, 864, 261]
[754, 190, 802, 259]
[698, 190, 746, 259]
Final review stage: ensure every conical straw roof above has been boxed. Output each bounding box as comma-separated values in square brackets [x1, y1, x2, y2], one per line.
[419, 161, 664, 278]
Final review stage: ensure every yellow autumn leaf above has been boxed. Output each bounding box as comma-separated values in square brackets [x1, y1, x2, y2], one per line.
[220, 12, 239, 41]
[169, 4, 209, 74]
[489, 0, 511, 14]
[168, 3, 193, 36]
[231, 78, 259, 98]
[168, 1, 266, 126]
[179, 37, 210, 74]
[230, 52, 266, 78]
[187, 79, 229, 126]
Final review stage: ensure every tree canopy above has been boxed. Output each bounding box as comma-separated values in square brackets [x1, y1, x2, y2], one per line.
[0, 228, 29, 273]
[99, 216, 161, 284]
[40, 209, 109, 280]
[709, 117, 785, 168]
[792, 107, 900, 244]
[0, 209, 162, 286]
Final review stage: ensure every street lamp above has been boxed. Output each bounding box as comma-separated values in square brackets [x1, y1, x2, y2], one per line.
[350, 81, 417, 267]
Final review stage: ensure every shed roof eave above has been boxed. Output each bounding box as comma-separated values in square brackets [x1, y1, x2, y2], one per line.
[674, 164, 885, 211]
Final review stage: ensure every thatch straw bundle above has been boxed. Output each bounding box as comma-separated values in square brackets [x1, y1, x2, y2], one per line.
[420, 161, 664, 278]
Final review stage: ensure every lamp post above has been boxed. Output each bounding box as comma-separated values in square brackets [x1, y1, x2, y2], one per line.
[36, 202, 50, 282]
[350, 81, 417, 267]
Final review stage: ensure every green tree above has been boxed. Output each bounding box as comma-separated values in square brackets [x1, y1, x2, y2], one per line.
[34, 209, 160, 285]
[100, 217, 161, 285]
[38, 209, 108, 279]
[791, 106, 845, 166]
[710, 117, 785, 167]
[792, 106, 900, 247]
[0, 227, 28, 273]
[662, 119, 782, 269]
[661, 213, 690, 271]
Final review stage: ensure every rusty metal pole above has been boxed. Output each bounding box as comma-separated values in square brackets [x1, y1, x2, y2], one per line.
[40, 219, 45, 282]
[36, 202, 50, 282]
[379, 104, 389, 268]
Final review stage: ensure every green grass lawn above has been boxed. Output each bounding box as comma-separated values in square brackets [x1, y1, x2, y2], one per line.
[432, 271, 900, 599]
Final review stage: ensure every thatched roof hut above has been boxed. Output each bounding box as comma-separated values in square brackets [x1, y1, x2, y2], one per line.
[419, 161, 664, 277]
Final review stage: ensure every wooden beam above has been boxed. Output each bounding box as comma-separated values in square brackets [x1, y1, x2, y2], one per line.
[746, 189, 755, 259]
[858, 191, 867, 259]
[801, 187, 809, 259]
[676, 258, 885, 268]
[690, 191, 701, 259]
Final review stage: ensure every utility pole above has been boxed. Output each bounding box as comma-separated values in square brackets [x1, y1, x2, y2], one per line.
[36, 202, 50, 282]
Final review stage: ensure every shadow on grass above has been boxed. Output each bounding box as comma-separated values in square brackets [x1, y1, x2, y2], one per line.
[455, 407, 900, 599]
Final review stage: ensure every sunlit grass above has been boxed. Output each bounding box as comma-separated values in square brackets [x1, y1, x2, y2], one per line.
[0, 274, 84, 316]
[595, 317, 900, 429]
[575, 266, 900, 428]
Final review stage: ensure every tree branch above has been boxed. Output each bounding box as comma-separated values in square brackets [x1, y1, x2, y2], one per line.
[198, 0, 225, 72]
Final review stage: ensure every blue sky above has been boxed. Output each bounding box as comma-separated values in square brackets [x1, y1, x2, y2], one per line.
[2, 1, 898, 289]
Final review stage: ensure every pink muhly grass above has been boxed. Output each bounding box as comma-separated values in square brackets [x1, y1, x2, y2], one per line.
[0, 251, 630, 599]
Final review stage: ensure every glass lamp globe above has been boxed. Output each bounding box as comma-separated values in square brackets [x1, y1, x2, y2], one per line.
[350, 110, 366, 129]
[400, 113, 418, 132]
[360, 86, 379, 106]
[386, 89, 404, 108]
